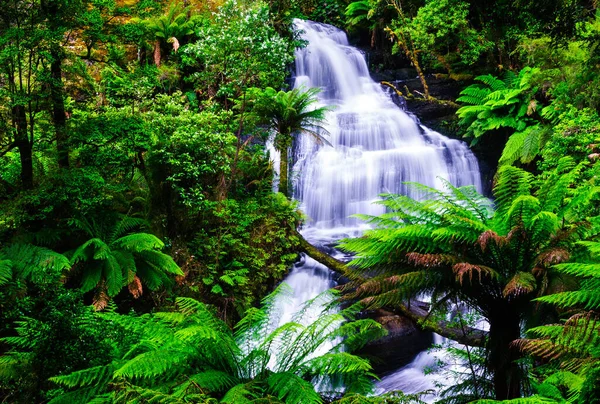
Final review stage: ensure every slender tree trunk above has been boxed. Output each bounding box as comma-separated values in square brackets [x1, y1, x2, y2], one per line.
[409, 49, 429, 99]
[385, 28, 430, 99]
[488, 307, 522, 399]
[385, 1, 430, 99]
[278, 147, 289, 197]
[12, 104, 33, 189]
[153, 40, 161, 66]
[50, 46, 69, 169]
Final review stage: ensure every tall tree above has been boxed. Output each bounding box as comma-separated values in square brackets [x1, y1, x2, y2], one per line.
[0, 0, 45, 188]
[252, 87, 330, 198]
[40, 0, 85, 169]
[340, 159, 600, 399]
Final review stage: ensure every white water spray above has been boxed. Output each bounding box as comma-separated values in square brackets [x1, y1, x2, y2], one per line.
[271, 19, 483, 398]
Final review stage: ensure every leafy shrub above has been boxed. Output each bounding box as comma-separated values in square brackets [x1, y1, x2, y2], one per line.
[540, 106, 600, 170]
[181, 193, 302, 317]
[0, 289, 124, 403]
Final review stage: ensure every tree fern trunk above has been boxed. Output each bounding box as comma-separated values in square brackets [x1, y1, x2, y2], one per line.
[279, 148, 289, 198]
[153, 40, 161, 67]
[488, 307, 523, 399]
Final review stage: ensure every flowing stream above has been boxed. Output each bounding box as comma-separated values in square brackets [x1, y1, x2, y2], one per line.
[272, 20, 483, 398]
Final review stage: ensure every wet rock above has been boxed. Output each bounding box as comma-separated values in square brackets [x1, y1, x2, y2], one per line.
[371, 68, 418, 82]
[359, 309, 434, 375]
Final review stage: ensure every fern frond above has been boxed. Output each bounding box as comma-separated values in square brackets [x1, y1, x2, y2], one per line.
[475, 74, 508, 91]
[266, 372, 322, 404]
[503, 272, 536, 297]
[113, 233, 164, 252]
[113, 348, 188, 380]
[0, 258, 12, 285]
[221, 383, 256, 403]
[103, 254, 124, 297]
[453, 263, 499, 285]
[137, 250, 182, 275]
[2, 244, 70, 282]
[71, 238, 108, 264]
[50, 364, 114, 388]
[48, 385, 110, 404]
[184, 370, 239, 393]
[493, 166, 534, 220]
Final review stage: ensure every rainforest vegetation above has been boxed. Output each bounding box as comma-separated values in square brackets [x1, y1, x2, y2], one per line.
[1, 0, 600, 403]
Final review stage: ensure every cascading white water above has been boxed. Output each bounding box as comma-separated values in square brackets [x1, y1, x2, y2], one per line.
[272, 19, 483, 397]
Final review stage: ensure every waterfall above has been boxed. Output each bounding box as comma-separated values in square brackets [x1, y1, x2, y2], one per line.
[271, 19, 483, 397]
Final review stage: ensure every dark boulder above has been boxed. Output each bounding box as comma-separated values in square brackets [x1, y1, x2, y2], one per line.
[359, 309, 434, 374]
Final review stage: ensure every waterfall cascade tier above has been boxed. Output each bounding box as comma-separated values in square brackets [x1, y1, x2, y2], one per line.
[272, 19, 483, 398]
[291, 20, 482, 240]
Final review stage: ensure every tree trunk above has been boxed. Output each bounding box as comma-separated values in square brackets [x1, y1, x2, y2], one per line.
[384, 27, 430, 100]
[488, 307, 523, 399]
[50, 47, 69, 169]
[153, 40, 161, 67]
[278, 147, 289, 197]
[410, 50, 429, 99]
[12, 105, 33, 189]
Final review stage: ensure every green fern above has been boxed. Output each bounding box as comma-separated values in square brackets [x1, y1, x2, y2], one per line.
[69, 215, 182, 304]
[49, 287, 384, 403]
[345, 1, 373, 26]
[0, 243, 70, 285]
[457, 68, 546, 163]
[340, 163, 600, 399]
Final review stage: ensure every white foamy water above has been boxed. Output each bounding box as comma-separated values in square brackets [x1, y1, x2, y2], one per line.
[270, 19, 483, 398]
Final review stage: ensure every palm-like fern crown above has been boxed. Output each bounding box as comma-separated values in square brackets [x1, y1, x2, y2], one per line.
[345, 0, 381, 28]
[47, 286, 386, 404]
[252, 86, 332, 151]
[69, 215, 182, 307]
[144, 2, 195, 41]
[340, 157, 600, 317]
[457, 68, 538, 137]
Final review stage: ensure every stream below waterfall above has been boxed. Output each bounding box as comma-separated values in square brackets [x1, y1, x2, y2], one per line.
[271, 20, 483, 401]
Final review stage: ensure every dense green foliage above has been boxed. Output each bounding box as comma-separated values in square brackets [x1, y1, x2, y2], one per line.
[2, 287, 385, 403]
[3, 0, 600, 402]
[340, 160, 600, 399]
[0, 0, 312, 401]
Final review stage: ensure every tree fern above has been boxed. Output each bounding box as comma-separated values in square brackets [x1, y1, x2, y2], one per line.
[340, 163, 600, 399]
[250, 86, 331, 197]
[69, 215, 182, 304]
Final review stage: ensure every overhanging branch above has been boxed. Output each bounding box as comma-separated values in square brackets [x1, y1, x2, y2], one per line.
[397, 300, 487, 347]
[296, 230, 488, 347]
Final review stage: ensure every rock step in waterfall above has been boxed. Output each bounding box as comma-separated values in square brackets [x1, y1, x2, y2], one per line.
[270, 19, 483, 399]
